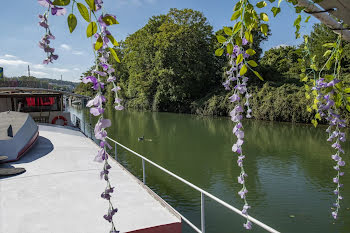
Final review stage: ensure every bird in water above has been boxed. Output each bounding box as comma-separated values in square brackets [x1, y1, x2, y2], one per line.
[138, 136, 152, 142]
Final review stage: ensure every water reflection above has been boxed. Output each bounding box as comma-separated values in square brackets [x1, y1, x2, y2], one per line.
[68, 106, 350, 233]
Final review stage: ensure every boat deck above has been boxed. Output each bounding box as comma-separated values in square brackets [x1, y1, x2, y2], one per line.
[0, 124, 181, 233]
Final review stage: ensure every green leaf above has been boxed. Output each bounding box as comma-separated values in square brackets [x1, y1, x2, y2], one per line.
[278, 0, 283, 7]
[344, 88, 350, 94]
[224, 27, 233, 36]
[268, 0, 275, 2]
[95, 36, 103, 50]
[52, 0, 70, 6]
[67, 14, 77, 33]
[109, 47, 121, 63]
[227, 43, 233, 54]
[245, 31, 253, 43]
[310, 64, 317, 71]
[305, 92, 310, 99]
[323, 42, 336, 48]
[315, 113, 321, 120]
[236, 54, 244, 65]
[347, 105, 350, 112]
[293, 15, 301, 26]
[260, 13, 269, 21]
[233, 21, 242, 34]
[85, 0, 96, 11]
[247, 60, 258, 67]
[256, 1, 267, 8]
[246, 49, 256, 56]
[271, 7, 281, 17]
[86, 21, 97, 38]
[107, 34, 119, 46]
[311, 119, 318, 127]
[235, 37, 242, 46]
[306, 106, 312, 112]
[77, 3, 90, 22]
[305, 16, 311, 23]
[231, 10, 241, 21]
[347, 97, 350, 102]
[304, 84, 310, 91]
[216, 35, 226, 43]
[215, 48, 224, 56]
[103, 15, 119, 26]
[234, 2, 242, 11]
[325, 74, 335, 81]
[240, 64, 248, 76]
[260, 24, 268, 35]
[253, 70, 264, 81]
[301, 76, 308, 82]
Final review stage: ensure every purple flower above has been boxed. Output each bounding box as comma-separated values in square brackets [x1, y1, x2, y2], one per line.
[39, 21, 49, 28]
[51, 6, 66, 16]
[333, 177, 339, 183]
[242, 204, 250, 215]
[238, 188, 248, 199]
[229, 94, 240, 102]
[114, 98, 122, 104]
[338, 160, 345, 166]
[90, 107, 104, 116]
[332, 211, 337, 219]
[111, 86, 121, 92]
[107, 76, 116, 82]
[242, 38, 248, 45]
[115, 105, 124, 111]
[93, 70, 107, 76]
[38, 0, 52, 7]
[243, 220, 252, 230]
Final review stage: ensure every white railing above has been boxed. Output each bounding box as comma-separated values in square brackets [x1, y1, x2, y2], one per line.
[69, 112, 280, 233]
[106, 136, 280, 233]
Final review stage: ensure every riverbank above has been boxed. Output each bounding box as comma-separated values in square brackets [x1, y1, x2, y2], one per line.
[100, 82, 348, 126]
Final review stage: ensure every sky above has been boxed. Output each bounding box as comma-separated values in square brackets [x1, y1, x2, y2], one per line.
[0, 0, 319, 82]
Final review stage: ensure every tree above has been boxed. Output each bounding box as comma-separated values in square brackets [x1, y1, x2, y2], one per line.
[122, 8, 220, 112]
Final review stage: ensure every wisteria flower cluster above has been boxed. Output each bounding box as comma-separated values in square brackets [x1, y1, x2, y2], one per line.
[224, 40, 253, 230]
[38, 0, 123, 232]
[314, 77, 346, 219]
[38, 0, 66, 64]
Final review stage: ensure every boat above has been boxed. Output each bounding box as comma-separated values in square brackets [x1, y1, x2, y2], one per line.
[0, 111, 39, 162]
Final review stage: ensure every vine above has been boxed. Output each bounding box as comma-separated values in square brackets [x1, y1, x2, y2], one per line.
[38, 0, 122, 232]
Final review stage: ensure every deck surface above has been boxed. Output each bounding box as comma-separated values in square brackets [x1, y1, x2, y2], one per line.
[0, 125, 180, 233]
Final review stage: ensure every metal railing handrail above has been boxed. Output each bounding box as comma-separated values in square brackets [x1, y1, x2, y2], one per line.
[68, 112, 279, 233]
[106, 136, 280, 233]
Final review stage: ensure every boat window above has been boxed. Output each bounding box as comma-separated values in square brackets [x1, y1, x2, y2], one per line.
[15, 96, 61, 112]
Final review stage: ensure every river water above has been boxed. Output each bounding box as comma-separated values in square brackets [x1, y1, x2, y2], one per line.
[69, 106, 350, 233]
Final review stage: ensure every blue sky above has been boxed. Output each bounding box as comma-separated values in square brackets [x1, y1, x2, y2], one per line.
[0, 0, 318, 82]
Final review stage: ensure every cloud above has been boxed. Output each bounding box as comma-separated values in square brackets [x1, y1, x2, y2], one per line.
[51, 67, 69, 73]
[60, 44, 72, 51]
[273, 44, 289, 49]
[4, 54, 17, 59]
[0, 58, 29, 66]
[33, 63, 69, 73]
[73, 68, 80, 71]
[31, 71, 49, 76]
[72, 50, 84, 55]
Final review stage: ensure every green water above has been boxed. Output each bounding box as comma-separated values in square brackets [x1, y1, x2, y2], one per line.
[70, 107, 350, 233]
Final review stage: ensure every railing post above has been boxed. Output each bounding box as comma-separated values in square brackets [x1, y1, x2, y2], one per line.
[83, 120, 86, 135]
[89, 113, 93, 139]
[142, 159, 146, 184]
[201, 192, 205, 233]
[115, 143, 117, 161]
